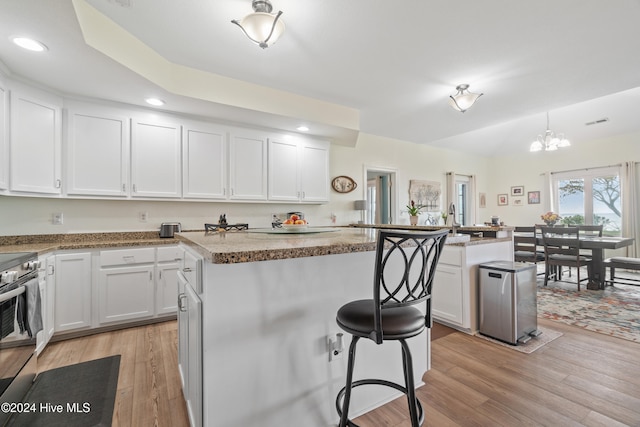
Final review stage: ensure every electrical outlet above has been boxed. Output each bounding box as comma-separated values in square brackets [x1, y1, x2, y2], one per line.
[52, 212, 63, 225]
[139, 212, 148, 222]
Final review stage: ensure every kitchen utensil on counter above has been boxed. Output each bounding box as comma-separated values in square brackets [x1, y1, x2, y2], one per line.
[159, 222, 182, 238]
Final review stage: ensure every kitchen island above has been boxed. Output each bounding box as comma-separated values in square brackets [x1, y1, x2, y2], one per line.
[177, 227, 513, 426]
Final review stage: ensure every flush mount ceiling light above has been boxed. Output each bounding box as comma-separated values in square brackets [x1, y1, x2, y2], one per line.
[12, 37, 48, 52]
[145, 98, 165, 106]
[231, 0, 285, 49]
[530, 112, 570, 152]
[296, 125, 309, 132]
[448, 84, 483, 112]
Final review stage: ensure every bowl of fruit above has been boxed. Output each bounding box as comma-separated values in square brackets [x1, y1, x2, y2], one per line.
[282, 214, 308, 228]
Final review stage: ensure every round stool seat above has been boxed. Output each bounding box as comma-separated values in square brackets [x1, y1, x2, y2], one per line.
[337, 299, 426, 340]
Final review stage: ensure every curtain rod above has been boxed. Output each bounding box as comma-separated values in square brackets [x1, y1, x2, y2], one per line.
[548, 163, 623, 176]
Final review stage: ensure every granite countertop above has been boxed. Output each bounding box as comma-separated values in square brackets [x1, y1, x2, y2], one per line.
[0, 231, 182, 256]
[349, 223, 514, 232]
[178, 227, 512, 264]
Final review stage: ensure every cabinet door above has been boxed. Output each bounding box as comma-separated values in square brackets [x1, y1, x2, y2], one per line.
[432, 264, 464, 327]
[185, 280, 202, 427]
[66, 109, 128, 196]
[98, 265, 155, 324]
[183, 125, 226, 199]
[55, 252, 92, 332]
[299, 141, 329, 202]
[10, 91, 62, 194]
[177, 271, 202, 427]
[131, 119, 182, 198]
[228, 130, 267, 200]
[157, 262, 180, 315]
[0, 84, 7, 190]
[268, 137, 300, 201]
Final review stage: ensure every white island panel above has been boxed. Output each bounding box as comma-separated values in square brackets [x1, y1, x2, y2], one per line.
[201, 251, 428, 427]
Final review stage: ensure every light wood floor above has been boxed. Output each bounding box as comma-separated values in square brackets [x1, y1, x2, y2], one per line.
[38, 318, 640, 427]
[37, 320, 189, 427]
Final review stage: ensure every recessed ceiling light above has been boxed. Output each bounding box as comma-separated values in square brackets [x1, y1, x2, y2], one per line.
[145, 98, 165, 106]
[12, 37, 48, 52]
[296, 125, 309, 132]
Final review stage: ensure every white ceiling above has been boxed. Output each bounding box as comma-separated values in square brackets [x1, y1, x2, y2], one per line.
[1, 0, 640, 156]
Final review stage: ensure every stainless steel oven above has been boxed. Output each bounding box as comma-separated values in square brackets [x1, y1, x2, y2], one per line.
[0, 252, 40, 426]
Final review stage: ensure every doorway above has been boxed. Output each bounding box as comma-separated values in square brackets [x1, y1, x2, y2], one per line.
[364, 167, 397, 225]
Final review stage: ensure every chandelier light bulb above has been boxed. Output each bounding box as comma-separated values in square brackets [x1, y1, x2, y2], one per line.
[529, 112, 571, 152]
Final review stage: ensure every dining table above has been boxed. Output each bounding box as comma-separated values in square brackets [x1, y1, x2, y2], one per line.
[514, 232, 635, 290]
[578, 236, 635, 289]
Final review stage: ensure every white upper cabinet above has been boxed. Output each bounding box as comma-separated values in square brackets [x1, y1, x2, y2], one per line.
[0, 82, 7, 190]
[10, 90, 62, 194]
[269, 136, 329, 202]
[183, 123, 227, 200]
[66, 105, 129, 197]
[228, 128, 268, 200]
[131, 118, 182, 198]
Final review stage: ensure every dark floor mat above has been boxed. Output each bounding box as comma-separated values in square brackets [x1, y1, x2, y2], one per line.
[7, 355, 120, 427]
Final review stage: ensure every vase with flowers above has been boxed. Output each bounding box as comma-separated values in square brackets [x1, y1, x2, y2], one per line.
[406, 200, 425, 225]
[541, 211, 561, 226]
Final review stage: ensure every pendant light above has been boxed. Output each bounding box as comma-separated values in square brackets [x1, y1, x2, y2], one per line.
[530, 112, 571, 152]
[449, 84, 483, 112]
[231, 0, 285, 49]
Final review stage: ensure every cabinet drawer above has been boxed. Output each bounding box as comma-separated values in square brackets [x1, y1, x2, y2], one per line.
[439, 247, 462, 266]
[100, 248, 155, 267]
[157, 246, 183, 263]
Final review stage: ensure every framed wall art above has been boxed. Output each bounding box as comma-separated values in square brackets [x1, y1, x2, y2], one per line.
[511, 186, 524, 196]
[497, 194, 508, 206]
[512, 198, 523, 206]
[528, 191, 541, 204]
[409, 180, 441, 212]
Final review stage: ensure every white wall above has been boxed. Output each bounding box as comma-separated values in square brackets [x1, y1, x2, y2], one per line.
[0, 132, 489, 236]
[485, 132, 640, 227]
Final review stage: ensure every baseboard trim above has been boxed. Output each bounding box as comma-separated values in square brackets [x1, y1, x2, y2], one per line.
[50, 315, 177, 343]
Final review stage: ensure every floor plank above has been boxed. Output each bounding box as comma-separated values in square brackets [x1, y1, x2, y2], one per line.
[37, 318, 640, 426]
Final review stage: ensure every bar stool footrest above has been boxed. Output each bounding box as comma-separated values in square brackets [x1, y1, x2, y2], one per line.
[336, 379, 424, 427]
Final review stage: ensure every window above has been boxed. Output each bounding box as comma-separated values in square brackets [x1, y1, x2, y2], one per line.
[455, 175, 470, 226]
[552, 167, 621, 236]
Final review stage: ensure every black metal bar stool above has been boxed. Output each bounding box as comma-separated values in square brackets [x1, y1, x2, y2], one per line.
[335, 229, 448, 427]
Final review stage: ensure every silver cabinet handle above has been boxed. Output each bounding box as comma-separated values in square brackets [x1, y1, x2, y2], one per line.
[178, 293, 187, 312]
[183, 267, 193, 272]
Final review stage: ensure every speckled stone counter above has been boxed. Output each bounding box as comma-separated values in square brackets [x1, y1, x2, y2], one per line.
[0, 231, 183, 255]
[177, 227, 512, 264]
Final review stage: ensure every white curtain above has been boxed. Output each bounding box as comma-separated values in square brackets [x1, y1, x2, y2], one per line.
[621, 161, 638, 257]
[543, 171, 554, 212]
[468, 174, 477, 225]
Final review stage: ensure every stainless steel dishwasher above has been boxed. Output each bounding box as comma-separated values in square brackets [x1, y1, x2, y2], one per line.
[478, 261, 540, 345]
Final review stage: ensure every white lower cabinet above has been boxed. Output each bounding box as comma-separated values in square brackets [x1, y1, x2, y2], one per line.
[54, 252, 92, 332]
[36, 254, 55, 354]
[432, 241, 513, 333]
[178, 270, 202, 427]
[156, 246, 184, 315]
[98, 247, 156, 324]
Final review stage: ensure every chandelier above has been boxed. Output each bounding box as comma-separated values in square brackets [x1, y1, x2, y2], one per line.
[231, 0, 285, 49]
[530, 112, 570, 152]
[449, 84, 483, 112]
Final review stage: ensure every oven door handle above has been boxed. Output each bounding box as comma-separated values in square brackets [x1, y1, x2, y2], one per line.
[0, 286, 26, 304]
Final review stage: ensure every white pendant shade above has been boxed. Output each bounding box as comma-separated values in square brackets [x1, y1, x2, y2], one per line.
[529, 113, 571, 152]
[449, 84, 482, 112]
[232, 1, 285, 49]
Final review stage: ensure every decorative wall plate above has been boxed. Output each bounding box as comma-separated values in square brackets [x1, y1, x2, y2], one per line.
[331, 176, 357, 193]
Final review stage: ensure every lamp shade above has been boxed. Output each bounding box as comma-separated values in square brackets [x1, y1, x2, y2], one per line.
[234, 12, 284, 48]
[354, 200, 367, 210]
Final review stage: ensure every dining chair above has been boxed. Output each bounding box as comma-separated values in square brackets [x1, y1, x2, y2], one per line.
[513, 226, 545, 264]
[335, 229, 448, 427]
[577, 224, 603, 237]
[541, 226, 593, 290]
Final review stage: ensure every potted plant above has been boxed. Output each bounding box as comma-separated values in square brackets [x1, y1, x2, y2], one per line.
[406, 200, 425, 225]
